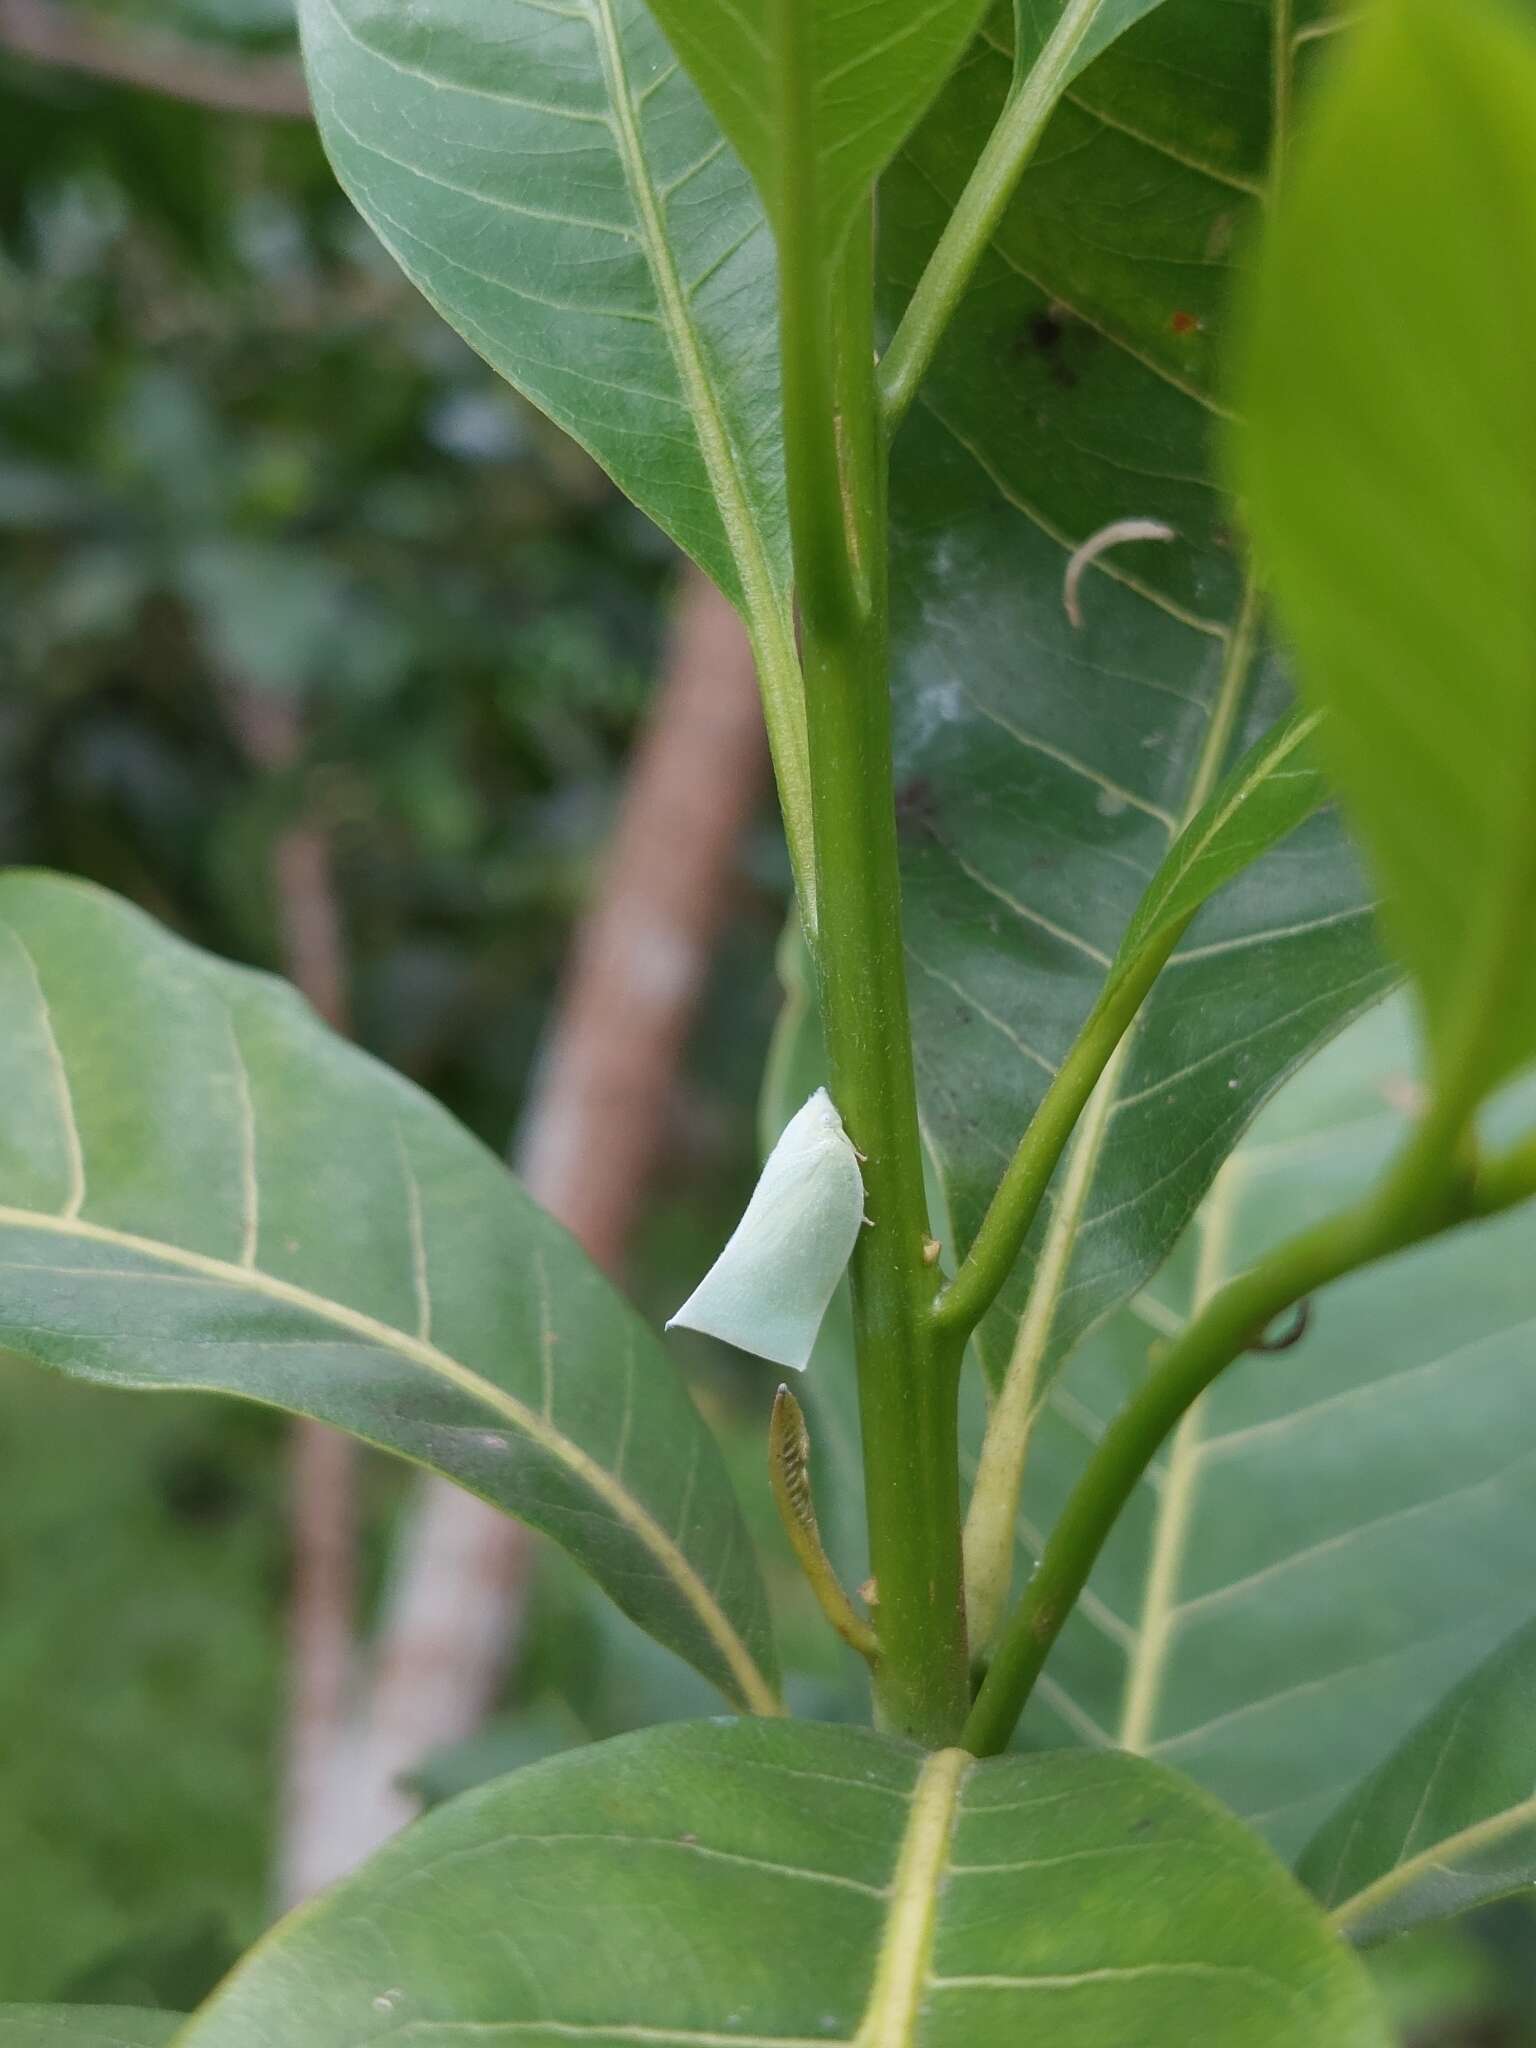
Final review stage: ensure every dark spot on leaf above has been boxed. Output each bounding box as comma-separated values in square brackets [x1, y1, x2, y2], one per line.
[1025, 310, 1063, 353]
[1013, 304, 1094, 392]
[1170, 310, 1201, 336]
[894, 775, 937, 839]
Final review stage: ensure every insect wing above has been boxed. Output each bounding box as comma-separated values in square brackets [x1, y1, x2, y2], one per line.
[666, 1089, 864, 1370]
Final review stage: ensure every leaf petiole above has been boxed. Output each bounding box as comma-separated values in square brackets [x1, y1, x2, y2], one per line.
[878, 0, 1121, 439]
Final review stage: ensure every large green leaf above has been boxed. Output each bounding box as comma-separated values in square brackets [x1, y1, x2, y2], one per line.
[1006, 997, 1536, 1857]
[883, 3, 1390, 1404]
[778, 715, 1328, 1644]
[175, 1720, 1387, 2045]
[0, 872, 778, 1713]
[294, 0, 813, 909]
[1300, 1615, 1536, 1944]
[0, 2015, 179, 2048]
[297, 0, 778, 619]
[645, 0, 990, 258]
[1237, 0, 1536, 1107]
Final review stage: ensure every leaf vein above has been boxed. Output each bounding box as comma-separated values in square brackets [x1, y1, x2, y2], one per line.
[0, 1202, 780, 1715]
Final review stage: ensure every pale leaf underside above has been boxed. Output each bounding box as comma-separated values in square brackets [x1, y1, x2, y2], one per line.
[298, 0, 787, 618]
[0, 2012, 181, 2048]
[1009, 1000, 1536, 1858]
[1300, 1613, 1536, 1942]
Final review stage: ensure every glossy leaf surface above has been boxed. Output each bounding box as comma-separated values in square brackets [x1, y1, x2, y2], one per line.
[0, 2015, 179, 2048]
[0, 873, 778, 1712]
[293, 0, 819, 911]
[1300, 1615, 1536, 1943]
[1014, 0, 1176, 87]
[1111, 710, 1328, 984]
[1238, 0, 1536, 1105]
[883, 2, 1390, 1400]
[1008, 999, 1536, 1856]
[297, 0, 784, 621]
[177, 1720, 1387, 2046]
[647, 0, 991, 258]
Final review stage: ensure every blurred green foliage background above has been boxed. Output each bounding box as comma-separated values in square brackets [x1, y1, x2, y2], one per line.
[1, 3, 1533, 2042]
[0, 0, 799, 1999]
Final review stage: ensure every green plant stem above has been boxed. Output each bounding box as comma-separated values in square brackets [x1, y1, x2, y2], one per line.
[772, 0, 968, 1743]
[878, 0, 1110, 440]
[961, 1091, 1495, 1757]
[941, 935, 1180, 1653]
[934, 937, 1181, 1346]
[1474, 1130, 1536, 1215]
[948, 671, 1312, 1649]
[804, 230, 969, 1744]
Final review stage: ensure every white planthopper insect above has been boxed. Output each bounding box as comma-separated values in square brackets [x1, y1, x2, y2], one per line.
[665, 1086, 865, 1372]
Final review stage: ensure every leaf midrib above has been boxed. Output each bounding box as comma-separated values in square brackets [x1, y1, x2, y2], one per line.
[580, 0, 813, 919]
[854, 1746, 972, 2046]
[0, 1201, 780, 1716]
[1330, 1789, 1536, 1935]
[1117, 1152, 1246, 1749]
[585, 0, 779, 618]
[304, 0, 814, 919]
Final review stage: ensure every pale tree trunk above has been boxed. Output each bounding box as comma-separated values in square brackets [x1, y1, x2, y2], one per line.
[0, 0, 309, 115]
[221, 685, 365, 1913]
[287, 565, 769, 1898]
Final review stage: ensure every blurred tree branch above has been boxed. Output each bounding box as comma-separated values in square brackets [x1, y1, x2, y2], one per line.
[0, 0, 310, 117]
[223, 683, 362, 1914]
[308, 562, 770, 1896]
